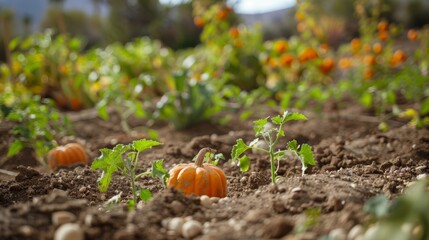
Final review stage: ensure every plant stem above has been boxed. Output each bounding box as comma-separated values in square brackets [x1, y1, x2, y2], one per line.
[125, 156, 138, 205]
[269, 146, 276, 184]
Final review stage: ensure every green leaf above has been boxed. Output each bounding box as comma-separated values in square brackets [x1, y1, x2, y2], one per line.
[253, 118, 268, 136]
[287, 140, 298, 151]
[273, 150, 285, 161]
[91, 146, 126, 192]
[7, 140, 24, 157]
[283, 112, 308, 122]
[140, 189, 153, 202]
[240, 110, 253, 120]
[360, 92, 373, 109]
[299, 144, 315, 167]
[97, 101, 109, 121]
[127, 199, 136, 210]
[231, 139, 250, 160]
[421, 97, 429, 115]
[151, 159, 169, 187]
[132, 139, 161, 152]
[238, 155, 250, 172]
[271, 115, 283, 125]
[148, 129, 159, 140]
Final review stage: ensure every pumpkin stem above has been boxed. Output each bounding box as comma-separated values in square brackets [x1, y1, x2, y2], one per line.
[195, 147, 216, 167]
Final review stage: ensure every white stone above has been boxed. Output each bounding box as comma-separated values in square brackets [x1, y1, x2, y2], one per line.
[200, 195, 212, 207]
[54, 223, 84, 240]
[329, 228, 346, 240]
[347, 225, 364, 240]
[52, 211, 76, 226]
[168, 217, 185, 233]
[416, 174, 427, 180]
[182, 220, 202, 238]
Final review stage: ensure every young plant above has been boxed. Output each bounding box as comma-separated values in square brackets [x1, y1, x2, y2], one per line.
[231, 111, 315, 183]
[0, 86, 69, 167]
[91, 139, 162, 209]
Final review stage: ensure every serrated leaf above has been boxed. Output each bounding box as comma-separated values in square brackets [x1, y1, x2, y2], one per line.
[151, 159, 169, 186]
[132, 139, 161, 152]
[231, 139, 250, 160]
[91, 147, 126, 192]
[238, 155, 250, 172]
[287, 140, 298, 151]
[271, 115, 283, 125]
[140, 189, 152, 202]
[299, 144, 315, 167]
[253, 118, 268, 136]
[7, 140, 24, 157]
[278, 129, 285, 137]
[283, 112, 308, 122]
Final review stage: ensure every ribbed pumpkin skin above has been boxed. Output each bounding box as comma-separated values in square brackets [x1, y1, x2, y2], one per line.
[167, 148, 227, 198]
[48, 143, 88, 170]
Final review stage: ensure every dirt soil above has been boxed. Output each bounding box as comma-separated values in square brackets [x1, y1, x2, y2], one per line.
[0, 105, 428, 240]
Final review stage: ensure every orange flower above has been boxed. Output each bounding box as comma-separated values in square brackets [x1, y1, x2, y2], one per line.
[319, 58, 335, 74]
[70, 98, 83, 111]
[267, 57, 278, 68]
[298, 48, 318, 63]
[295, 12, 305, 22]
[274, 40, 288, 54]
[377, 21, 389, 32]
[363, 44, 371, 53]
[194, 16, 205, 28]
[234, 39, 243, 48]
[280, 54, 294, 67]
[338, 58, 353, 69]
[320, 43, 330, 53]
[390, 50, 406, 67]
[363, 55, 376, 65]
[364, 67, 374, 80]
[217, 6, 232, 20]
[407, 29, 418, 41]
[372, 42, 383, 54]
[229, 27, 239, 38]
[297, 22, 306, 32]
[378, 31, 389, 41]
[351, 38, 361, 53]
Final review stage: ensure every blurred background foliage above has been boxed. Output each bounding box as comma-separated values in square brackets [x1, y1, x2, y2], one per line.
[1, 0, 429, 61]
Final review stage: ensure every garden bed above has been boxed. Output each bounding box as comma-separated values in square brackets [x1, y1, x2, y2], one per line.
[1, 104, 428, 239]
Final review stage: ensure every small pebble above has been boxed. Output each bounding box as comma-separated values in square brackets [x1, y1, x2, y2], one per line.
[416, 174, 427, 180]
[218, 197, 230, 204]
[350, 183, 357, 188]
[79, 186, 87, 193]
[52, 211, 76, 226]
[84, 214, 94, 227]
[171, 200, 185, 215]
[329, 228, 346, 240]
[240, 176, 248, 183]
[210, 197, 220, 203]
[54, 223, 84, 240]
[182, 220, 202, 238]
[168, 217, 185, 233]
[348, 225, 364, 240]
[18, 225, 34, 237]
[291, 187, 302, 193]
[200, 195, 212, 207]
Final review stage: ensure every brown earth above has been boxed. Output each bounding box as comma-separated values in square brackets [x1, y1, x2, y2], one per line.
[0, 104, 428, 240]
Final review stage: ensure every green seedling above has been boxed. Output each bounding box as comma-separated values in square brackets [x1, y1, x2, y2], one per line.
[231, 111, 315, 183]
[91, 139, 164, 209]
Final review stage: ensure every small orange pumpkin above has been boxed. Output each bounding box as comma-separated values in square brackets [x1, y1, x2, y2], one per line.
[167, 148, 227, 198]
[47, 143, 88, 170]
